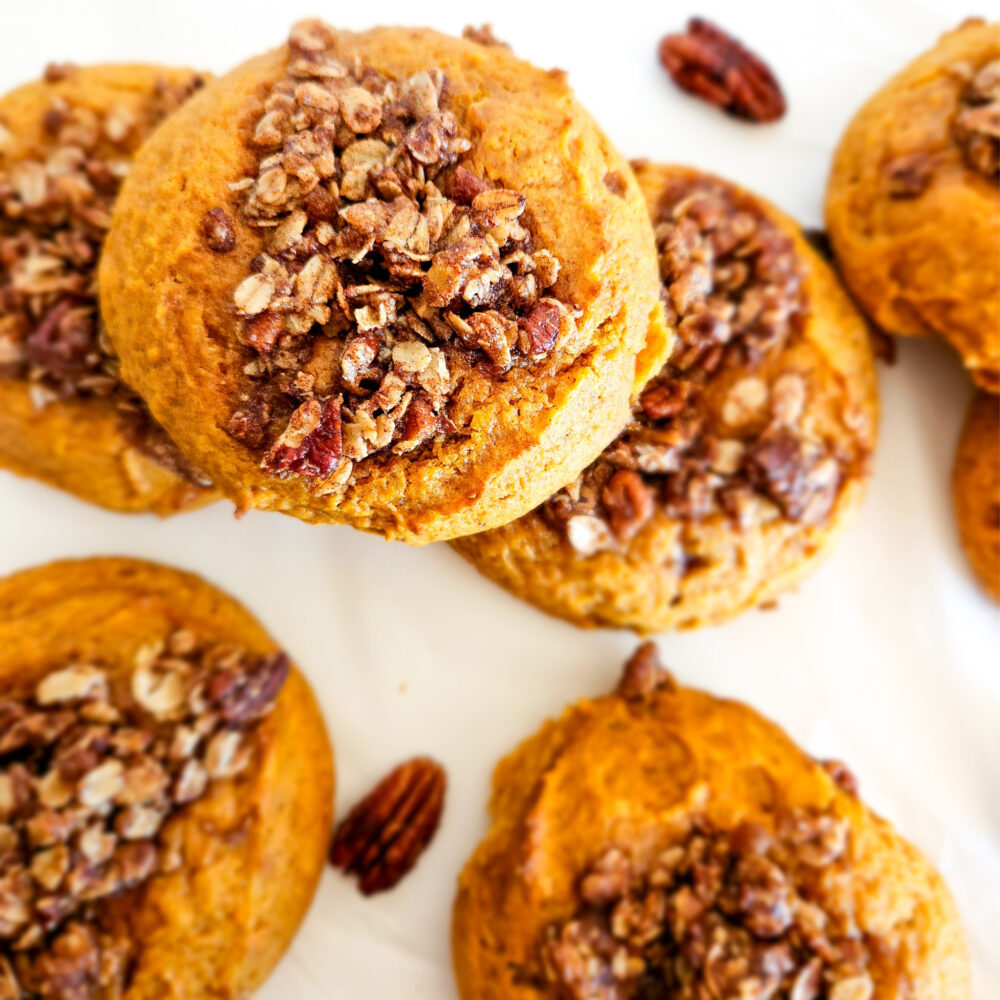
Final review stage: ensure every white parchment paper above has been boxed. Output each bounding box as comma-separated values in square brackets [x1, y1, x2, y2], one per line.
[1, 2, 997, 997]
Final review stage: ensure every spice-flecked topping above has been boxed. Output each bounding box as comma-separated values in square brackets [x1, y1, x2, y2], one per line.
[227, 20, 572, 487]
[546, 177, 849, 557]
[0, 631, 288, 999]
[543, 810, 875, 1000]
[0, 66, 207, 484]
[954, 58, 1000, 179]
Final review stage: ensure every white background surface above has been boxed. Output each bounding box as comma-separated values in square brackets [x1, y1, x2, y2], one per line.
[1, 2, 998, 997]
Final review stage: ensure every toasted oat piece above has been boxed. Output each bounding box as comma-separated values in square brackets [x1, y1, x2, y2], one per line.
[0, 63, 217, 514]
[99, 20, 671, 542]
[0, 557, 333, 998]
[826, 19, 1000, 392]
[953, 391, 1000, 602]
[453, 643, 970, 1000]
[453, 164, 878, 632]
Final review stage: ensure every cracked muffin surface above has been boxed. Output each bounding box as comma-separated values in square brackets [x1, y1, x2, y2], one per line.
[452, 164, 877, 632]
[0, 63, 217, 515]
[99, 20, 671, 542]
[0, 557, 333, 999]
[952, 391, 1000, 602]
[825, 19, 1000, 392]
[452, 644, 969, 1000]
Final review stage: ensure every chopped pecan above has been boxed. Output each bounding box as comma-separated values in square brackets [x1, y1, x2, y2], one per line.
[24, 300, 95, 378]
[885, 152, 935, 197]
[821, 759, 860, 796]
[449, 165, 489, 204]
[329, 757, 446, 895]
[602, 469, 654, 542]
[519, 301, 562, 356]
[263, 395, 342, 477]
[659, 18, 786, 123]
[602, 170, 627, 197]
[461, 24, 509, 49]
[201, 207, 236, 253]
[639, 378, 688, 420]
[744, 428, 839, 522]
[206, 651, 290, 724]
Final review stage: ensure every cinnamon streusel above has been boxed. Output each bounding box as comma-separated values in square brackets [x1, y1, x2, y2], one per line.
[0, 557, 333, 999]
[0, 63, 217, 514]
[453, 165, 877, 632]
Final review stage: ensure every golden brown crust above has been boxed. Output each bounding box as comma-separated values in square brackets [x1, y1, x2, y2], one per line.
[953, 391, 1000, 601]
[452, 164, 878, 633]
[452, 652, 970, 1000]
[99, 27, 671, 543]
[825, 19, 1000, 392]
[0, 557, 334, 998]
[0, 64, 218, 515]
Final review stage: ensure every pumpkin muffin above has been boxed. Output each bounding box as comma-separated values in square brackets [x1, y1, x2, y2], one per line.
[0, 557, 334, 998]
[452, 164, 878, 632]
[453, 643, 970, 1000]
[0, 63, 217, 514]
[99, 20, 671, 543]
[953, 390, 1000, 601]
[826, 18, 1000, 392]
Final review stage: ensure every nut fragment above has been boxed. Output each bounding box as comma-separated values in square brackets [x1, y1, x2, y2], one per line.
[659, 18, 786, 123]
[602, 470, 654, 542]
[131, 662, 187, 718]
[617, 642, 676, 700]
[201, 207, 236, 252]
[329, 757, 446, 895]
[35, 665, 106, 706]
[885, 152, 934, 197]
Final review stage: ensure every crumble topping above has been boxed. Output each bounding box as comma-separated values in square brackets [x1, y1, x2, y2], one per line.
[543, 810, 875, 1000]
[0, 66, 208, 485]
[547, 178, 849, 557]
[0, 632, 288, 999]
[954, 58, 1000, 179]
[227, 20, 573, 488]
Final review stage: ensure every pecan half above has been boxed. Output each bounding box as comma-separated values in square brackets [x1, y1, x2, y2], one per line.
[329, 757, 446, 895]
[659, 18, 786, 123]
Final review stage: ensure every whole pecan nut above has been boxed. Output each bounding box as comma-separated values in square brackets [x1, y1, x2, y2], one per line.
[329, 757, 446, 895]
[659, 18, 786, 123]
